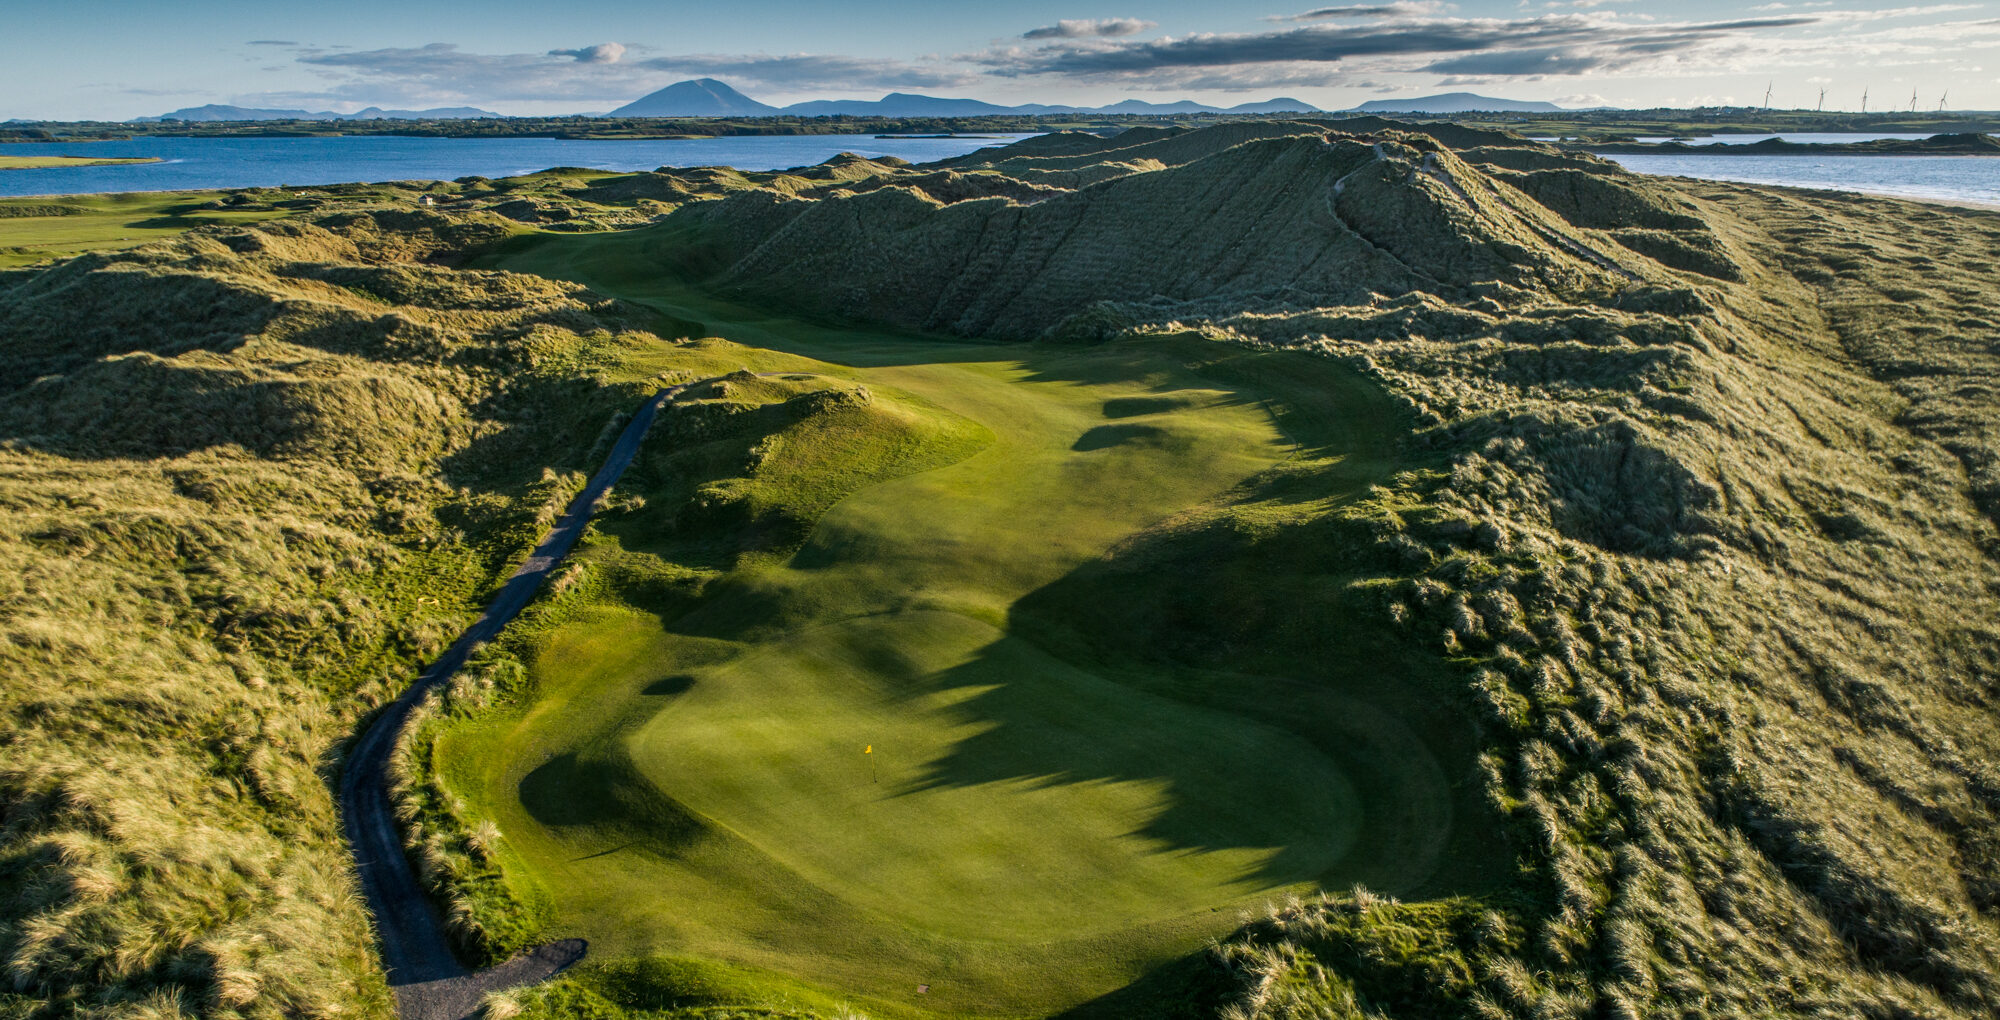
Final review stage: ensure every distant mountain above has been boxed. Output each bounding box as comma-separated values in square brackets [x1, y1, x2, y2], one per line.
[137, 105, 318, 122]
[601, 81, 1326, 119]
[344, 106, 499, 120]
[607, 79, 779, 118]
[1095, 99, 1220, 115]
[781, 93, 1020, 118]
[1226, 98, 1320, 115]
[1350, 93, 1563, 114]
[132, 85, 1569, 125]
[137, 104, 500, 122]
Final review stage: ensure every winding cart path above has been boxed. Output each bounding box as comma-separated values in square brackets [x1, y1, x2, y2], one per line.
[339, 383, 685, 1020]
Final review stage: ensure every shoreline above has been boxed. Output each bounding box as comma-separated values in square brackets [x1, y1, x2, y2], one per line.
[1587, 147, 2000, 157]
[1861, 189, 2000, 211]
[1579, 134, 2000, 157]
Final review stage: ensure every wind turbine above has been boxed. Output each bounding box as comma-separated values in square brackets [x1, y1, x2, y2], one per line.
[1909, 88, 1918, 113]
[1861, 87, 1868, 113]
[1763, 82, 1773, 110]
[1939, 90, 1949, 112]
[1817, 88, 1826, 112]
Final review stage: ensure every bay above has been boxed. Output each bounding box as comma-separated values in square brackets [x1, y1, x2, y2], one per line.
[0, 134, 1039, 197]
[7, 131, 1999, 210]
[1602, 153, 2000, 206]
[1627, 132, 1962, 144]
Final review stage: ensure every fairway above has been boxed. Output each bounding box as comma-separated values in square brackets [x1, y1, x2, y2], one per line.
[0, 191, 282, 267]
[433, 230, 1486, 1017]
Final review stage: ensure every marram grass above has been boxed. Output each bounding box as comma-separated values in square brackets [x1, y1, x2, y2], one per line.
[4, 121, 2000, 1020]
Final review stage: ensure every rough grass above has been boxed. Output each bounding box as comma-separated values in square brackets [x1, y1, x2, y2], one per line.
[6, 120, 2000, 1020]
[0, 209, 684, 1020]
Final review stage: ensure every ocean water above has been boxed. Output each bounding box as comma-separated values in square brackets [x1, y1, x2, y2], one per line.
[1627, 132, 1955, 145]
[1602, 153, 2000, 206]
[1531, 132, 1957, 145]
[0, 133, 1040, 197]
[5, 131, 1997, 209]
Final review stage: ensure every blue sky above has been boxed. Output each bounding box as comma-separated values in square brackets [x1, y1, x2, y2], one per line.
[4, 0, 1995, 118]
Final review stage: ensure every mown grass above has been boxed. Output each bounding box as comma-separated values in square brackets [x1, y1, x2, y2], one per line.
[409, 243, 1501, 1017]
[0, 192, 287, 267]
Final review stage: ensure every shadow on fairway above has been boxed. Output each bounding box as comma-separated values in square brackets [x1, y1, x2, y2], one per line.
[885, 538, 1495, 896]
[901, 340, 1500, 896]
[1071, 423, 1172, 452]
[521, 751, 707, 851]
[1053, 951, 1240, 1020]
[643, 674, 697, 697]
[1101, 395, 1199, 418]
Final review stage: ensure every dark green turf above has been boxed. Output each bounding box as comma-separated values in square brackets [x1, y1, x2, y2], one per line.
[431, 232, 1500, 1017]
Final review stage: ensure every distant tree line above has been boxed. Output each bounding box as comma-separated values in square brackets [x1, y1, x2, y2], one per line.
[4, 108, 1996, 145]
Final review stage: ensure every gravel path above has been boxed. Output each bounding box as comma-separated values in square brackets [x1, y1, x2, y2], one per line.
[339, 384, 685, 1020]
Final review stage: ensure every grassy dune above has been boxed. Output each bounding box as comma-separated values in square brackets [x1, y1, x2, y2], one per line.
[5, 119, 2000, 1020]
[0, 209, 679, 1019]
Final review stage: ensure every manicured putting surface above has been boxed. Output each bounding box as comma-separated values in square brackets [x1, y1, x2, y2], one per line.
[623, 610, 1361, 938]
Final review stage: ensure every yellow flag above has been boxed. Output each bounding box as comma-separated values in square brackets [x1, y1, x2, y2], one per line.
[864, 745, 873, 754]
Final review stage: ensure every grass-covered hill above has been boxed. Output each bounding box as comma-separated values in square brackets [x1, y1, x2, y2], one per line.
[1, 119, 1998, 1020]
[666, 121, 1638, 337]
[0, 209, 703, 1019]
[464, 123, 2000, 1018]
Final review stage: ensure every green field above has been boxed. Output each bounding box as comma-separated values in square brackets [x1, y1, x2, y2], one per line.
[0, 191, 283, 267]
[418, 231, 1498, 1017]
[0, 155, 160, 170]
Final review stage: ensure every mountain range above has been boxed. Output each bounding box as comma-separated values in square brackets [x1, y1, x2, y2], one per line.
[605, 79, 1562, 118]
[137, 80, 1566, 123]
[601, 79, 1333, 118]
[1352, 92, 1564, 114]
[137, 104, 501, 122]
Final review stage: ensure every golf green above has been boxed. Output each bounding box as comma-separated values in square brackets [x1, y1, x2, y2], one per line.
[435, 233, 1474, 1016]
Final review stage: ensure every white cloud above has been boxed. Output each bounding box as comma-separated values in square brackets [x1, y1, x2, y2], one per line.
[221, 6, 2000, 111]
[1272, 3, 1448, 22]
[281, 41, 980, 109]
[1023, 18, 1157, 39]
[548, 42, 626, 64]
[636, 52, 980, 90]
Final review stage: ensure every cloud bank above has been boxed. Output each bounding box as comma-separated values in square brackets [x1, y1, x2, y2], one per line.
[236, 5, 2000, 109]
